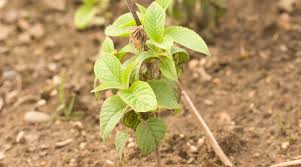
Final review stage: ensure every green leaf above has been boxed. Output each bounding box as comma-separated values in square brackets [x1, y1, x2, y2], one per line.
[113, 13, 137, 28]
[115, 44, 138, 60]
[121, 61, 136, 89]
[105, 25, 131, 37]
[91, 82, 124, 92]
[100, 96, 127, 140]
[171, 46, 189, 63]
[165, 26, 210, 56]
[144, 2, 166, 42]
[146, 34, 173, 51]
[94, 55, 122, 85]
[93, 78, 101, 99]
[115, 131, 130, 158]
[159, 55, 178, 81]
[136, 3, 147, 14]
[156, 0, 172, 10]
[136, 118, 166, 155]
[74, 4, 96, 30]
[101, 37, 115, 55]
[84, 0, 98, 5]
[133, 51, 156, 80]
[119, 81, 157, 112]
[148, 80, 180, 109]
[122, 111, 140, 129]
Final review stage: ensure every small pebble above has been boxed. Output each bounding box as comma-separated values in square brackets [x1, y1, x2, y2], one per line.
[0, 151, 5, 160]
[47, 63, 57, 71]
[189, 145, 198, 154]
[105, 160, 114, 166]
[2, 70, 17, 80]
[52, 75, 61, 85]
[24, 111, 50, 123]
[50, 89, 58, 96]
[36, 99, 47, 107]
[197, 138, 205, 146]
[203, 99, 214, 106]
[187, 157, 195, 164]
[29, 24, 44, 39]
[45, 39, 56, 49]
[278, 0, 296, 12]
[0, 97, 4, 111]
[79, 142, 87, 150]
[281, 141, 289, 150]
[127, 142, 135, 148]
[55, 138, 73, 148]
[72, 121, 83, 130]
[188, 59, 199, 71]
[198, 67, 212, 81]
[0, 0, 7, 9]
[40, 144, 49, 149]
[16, 131, 25, 143]
[17, 19, 30, 30]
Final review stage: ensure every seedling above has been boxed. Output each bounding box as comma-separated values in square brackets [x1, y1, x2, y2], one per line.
[74, 0, 110, 29]
[91, 0, 227, 165]
[51, 81, 81, 122]
[168, 0, 226, 28]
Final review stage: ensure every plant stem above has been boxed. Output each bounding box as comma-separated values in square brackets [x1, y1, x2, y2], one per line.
[179, 83, 233, 167]
[125, 0, 141, 26]
[155, 147, 161, 167]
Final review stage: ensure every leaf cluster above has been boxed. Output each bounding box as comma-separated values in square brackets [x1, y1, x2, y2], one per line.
[93, 0, 210, 158]
[74, 0, 110, 29]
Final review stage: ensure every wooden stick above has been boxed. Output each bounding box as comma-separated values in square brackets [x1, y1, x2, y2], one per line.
[270, 159, 301, 167]
[125, 0, 141, 26]
[180, 85, 233, 167]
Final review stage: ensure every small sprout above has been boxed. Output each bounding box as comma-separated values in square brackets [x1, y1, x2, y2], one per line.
[51, 80, 82, 122]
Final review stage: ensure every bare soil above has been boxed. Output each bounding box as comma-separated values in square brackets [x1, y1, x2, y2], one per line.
[0, 0, 301, 167]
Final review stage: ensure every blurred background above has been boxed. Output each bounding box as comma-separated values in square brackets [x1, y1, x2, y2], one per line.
[0, 0, 300, 166]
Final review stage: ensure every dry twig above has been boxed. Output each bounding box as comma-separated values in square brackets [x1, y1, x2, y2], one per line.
[270, 159, 301, 167]
[180, 84, 233, 167]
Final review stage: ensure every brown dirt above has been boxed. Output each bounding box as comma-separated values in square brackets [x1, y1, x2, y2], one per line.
[0, 0, 301, 167]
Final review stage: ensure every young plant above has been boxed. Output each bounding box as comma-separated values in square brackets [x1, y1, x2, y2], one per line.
[74, 0, 110, 29]
[168, 0, 226, 29]
[93, 0, 209, 160]
[51, 81, 81, 122]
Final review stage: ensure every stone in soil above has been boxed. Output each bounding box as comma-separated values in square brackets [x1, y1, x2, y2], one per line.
[105, 160, 114, 166]
[0, 151, 5, 160]
[55, 138, 73, 148]
[278, 0, 297, 12]
[29, 24, 45, 39]
[0, 97, 3, 111]
[0, 0, 7, 9]
[2, 69, 17, 81]
[16, 131, 25, 143]
[24, 111, 50, 123]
